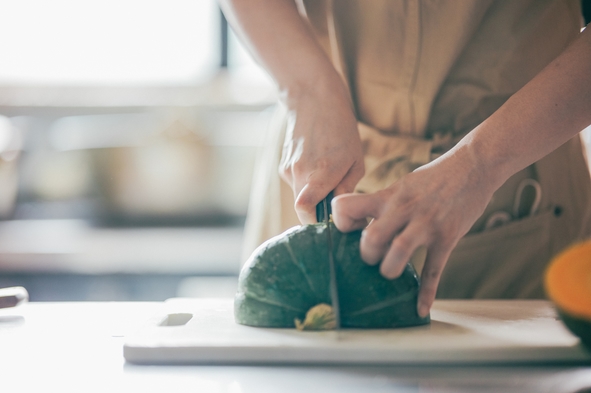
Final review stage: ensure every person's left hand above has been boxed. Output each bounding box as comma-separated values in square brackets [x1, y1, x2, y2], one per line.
[331, 145, 501, 317]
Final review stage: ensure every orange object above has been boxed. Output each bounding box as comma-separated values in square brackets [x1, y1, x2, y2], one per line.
[545, 240, 591, 350]
[545, 240, 591, 319]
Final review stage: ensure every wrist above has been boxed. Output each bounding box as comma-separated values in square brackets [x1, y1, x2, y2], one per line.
[424, 131, 509, 202]
[279, 67, 352, 112]
[458, 126, 516, 195]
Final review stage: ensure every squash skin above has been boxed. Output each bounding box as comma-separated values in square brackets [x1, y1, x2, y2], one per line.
[558, 311, 591, 352]
[235, 223, 430, 329]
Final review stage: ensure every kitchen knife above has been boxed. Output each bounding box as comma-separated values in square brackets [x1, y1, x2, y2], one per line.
[316, 191, 341, 329]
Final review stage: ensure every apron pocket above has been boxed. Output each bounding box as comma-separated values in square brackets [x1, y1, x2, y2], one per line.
[436, 208, 557, 299]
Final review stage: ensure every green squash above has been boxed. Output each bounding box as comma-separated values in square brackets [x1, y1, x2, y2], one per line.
[234, 223, 430, 329]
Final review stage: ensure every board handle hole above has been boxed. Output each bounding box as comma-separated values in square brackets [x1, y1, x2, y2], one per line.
[160, 313, 193, 326]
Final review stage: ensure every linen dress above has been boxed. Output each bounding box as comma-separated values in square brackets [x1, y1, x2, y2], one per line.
[243, 0, 591, 298]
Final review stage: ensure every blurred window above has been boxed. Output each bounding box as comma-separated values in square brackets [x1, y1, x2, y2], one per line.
[0, 0, 220, 85]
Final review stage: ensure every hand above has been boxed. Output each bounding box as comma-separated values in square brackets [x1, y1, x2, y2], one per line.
[332, 144, 501, 317]
[220, 0, 365, 223]
[279, 82, 365, 224]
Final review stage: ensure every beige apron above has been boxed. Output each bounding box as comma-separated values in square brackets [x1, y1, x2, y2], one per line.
[243, 0, 591, 299]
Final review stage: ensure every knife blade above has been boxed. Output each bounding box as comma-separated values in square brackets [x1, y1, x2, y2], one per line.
[316, 191, 341, 329]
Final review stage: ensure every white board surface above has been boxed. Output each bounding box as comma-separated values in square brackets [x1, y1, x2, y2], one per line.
[123, 298, 591, 365]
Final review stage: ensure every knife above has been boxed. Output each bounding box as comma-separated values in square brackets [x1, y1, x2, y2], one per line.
[316, 191, 341, 329]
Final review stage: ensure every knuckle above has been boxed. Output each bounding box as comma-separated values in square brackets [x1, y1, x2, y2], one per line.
[290, 162, 307, 179]
[294, 195, 313, 211]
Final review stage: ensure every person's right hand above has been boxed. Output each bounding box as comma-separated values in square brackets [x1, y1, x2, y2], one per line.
[279, 80, 365, 224]
[219, 0, 364, 223]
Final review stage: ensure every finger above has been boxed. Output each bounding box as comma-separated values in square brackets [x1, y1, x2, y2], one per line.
[359, 204, 408, 265]
[333, 159, 365, 196]
[417, 245, 453, 318]
[332, 192, 382, 232]
[379, 222, 428, 279]
[294, 180, 337, 224]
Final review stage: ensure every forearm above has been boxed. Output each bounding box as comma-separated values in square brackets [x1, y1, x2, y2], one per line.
[221, 0, 364, 222]
[219, 0, 349, 106]
[462, 26, 591, 188]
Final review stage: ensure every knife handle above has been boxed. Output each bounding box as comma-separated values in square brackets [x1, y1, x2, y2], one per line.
[316, 191, 334, 223]
[0, 287, 29, 309]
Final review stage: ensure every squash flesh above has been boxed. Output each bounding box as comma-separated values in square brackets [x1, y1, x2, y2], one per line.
[545, 241, 591, 320]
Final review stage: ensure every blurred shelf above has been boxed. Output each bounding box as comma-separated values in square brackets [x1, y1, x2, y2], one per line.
[0, 71, 278, 116]
[0, 219, 244, 275]
[0, 272, 191, 301]
[0, 273, 238, 301]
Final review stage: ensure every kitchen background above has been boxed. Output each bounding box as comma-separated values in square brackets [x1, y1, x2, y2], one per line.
[0, 0, 276, 300]
[0, 1, 590, 302]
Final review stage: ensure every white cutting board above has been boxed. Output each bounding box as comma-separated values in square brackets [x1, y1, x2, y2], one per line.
[123, 298, 591, 365]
